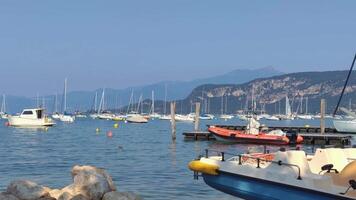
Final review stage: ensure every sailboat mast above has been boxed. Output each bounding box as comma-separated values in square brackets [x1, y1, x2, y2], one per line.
[225, 95, 228, 114]
[164, 84, 167, 115]
[221, 95, 224, 115]
[1, 94, 5, 113]
[306, 97, 308, 114]
[151, 90, 154, 114]
[37, 92, 39, 108]
[94, 92, 98, 112]
[64, 78, 67, 113]
[98, 88, 105, 114]
[300, 95, 303, 114]
[54, 93, 58, 113]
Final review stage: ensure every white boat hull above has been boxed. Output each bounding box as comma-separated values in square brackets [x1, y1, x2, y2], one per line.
[126, 115, 148, 123]
[59, 115, 75, 123]
[333, 120, 356, 133]
[8, 116, 55, 127]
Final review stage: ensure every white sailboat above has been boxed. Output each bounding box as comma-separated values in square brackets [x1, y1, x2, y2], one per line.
[0, 94, 9, 119]
[52, 93, 60, 119]
[219, 95, 233, 120]
[279, 96, 294, 120]
[90, 92, 99, 119]
[125, 93, 148, 123]
[149, 90, 161, 119]
[59, 78, 75, 123]
[96, 88, 114, 120]
[159, 84, 171, 120]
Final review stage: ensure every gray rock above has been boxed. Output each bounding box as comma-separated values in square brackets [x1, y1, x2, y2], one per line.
[0, 192, 19, 200]
[58, 165, 117, 200]
[6, 180, 49, 200]
[70, 194, 89, 200]
[58, 192, 73, 200]
[102, 191, 142, 200]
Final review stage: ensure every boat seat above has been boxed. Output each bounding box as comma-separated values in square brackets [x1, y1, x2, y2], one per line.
[308, 148, 349, 174]
[328, 161, 356, 187]
[343, 148, 356, 161]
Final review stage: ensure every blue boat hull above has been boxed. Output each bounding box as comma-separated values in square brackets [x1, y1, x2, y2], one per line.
[203, 171, 353, 200]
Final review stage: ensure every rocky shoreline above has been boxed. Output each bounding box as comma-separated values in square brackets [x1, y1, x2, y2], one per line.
[0, 165, 141, 200]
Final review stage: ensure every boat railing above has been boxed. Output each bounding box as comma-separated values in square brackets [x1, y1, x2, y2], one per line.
[204, 149, 302, 180]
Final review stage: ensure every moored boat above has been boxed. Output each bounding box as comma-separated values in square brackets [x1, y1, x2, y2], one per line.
[208, 118, 303, 145]
[126, 114, 148, 123]
[333, 120, 356, 133]
[8, 108, 55, 127]
[189, 148, 356, 200]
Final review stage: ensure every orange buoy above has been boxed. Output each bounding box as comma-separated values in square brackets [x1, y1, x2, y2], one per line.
[107, 131, 113, 138]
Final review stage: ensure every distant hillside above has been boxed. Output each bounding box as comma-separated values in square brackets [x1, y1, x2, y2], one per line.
[2, 67, 282, 113]
[124, 70, 356, 115]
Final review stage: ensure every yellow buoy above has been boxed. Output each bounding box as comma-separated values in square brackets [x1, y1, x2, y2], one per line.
[96, 128, 100, 132]
[188, 160, 219, 175]
[114, 123, 119, 128]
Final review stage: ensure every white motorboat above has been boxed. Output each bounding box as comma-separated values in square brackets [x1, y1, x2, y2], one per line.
[59, 114, 75, 123]
[112, 114, 126, 121]
[200, 114, 214, 120]
[264, 115, 280, 121]
[333, 119, 356, 133]
[236, 114, 248, 121]
[126, 114, 148, 123]
[97, 113, 114, 120]
[8, 108, 55, 127]
[52, 113, 61, 119]
[297, 114, 314, 120]
[175, 114, 194, 122]
[90, 113, 99, 119]
[149, 113, 161, 119]
[189, 147, 356, 200]
[219, 114, 234, 120]
[159, 115, 171, 120]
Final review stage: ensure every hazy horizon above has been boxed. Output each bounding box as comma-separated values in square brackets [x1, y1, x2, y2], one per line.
[1, 1, 355, 96]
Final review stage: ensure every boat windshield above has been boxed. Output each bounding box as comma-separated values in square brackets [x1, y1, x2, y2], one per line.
[36, 110, 43, 119]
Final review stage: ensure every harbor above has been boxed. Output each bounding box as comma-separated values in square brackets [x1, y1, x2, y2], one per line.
[2, 1, 356, 200]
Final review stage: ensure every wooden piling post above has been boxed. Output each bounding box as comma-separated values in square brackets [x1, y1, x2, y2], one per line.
[320, 99, 325, 134]
[171, 102, 176, 140]
[194, 102, 201, 132]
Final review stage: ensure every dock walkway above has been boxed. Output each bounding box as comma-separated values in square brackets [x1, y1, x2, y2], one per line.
[183, 125, 353, 145]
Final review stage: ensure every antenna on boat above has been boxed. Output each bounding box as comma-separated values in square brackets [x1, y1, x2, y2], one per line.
[333, 53, 356, 116]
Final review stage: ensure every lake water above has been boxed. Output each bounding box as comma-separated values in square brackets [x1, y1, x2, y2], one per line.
[0, 117, 346, 199]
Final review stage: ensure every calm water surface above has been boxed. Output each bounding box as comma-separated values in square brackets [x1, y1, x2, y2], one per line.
[0, 118, 345, 199]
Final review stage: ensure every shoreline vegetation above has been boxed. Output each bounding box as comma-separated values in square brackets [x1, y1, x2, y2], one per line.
[0, 165, 141, 200]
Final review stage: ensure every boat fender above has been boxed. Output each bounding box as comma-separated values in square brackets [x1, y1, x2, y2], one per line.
[188, 160, 219, 175]
[107, 131, 113, 137]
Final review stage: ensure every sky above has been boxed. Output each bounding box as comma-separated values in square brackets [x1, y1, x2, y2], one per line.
[0, 0, 355, 96]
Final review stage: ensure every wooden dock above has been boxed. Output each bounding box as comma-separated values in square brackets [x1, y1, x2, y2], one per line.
[183, 131, 215, 141]
[183, 125, 354, 145]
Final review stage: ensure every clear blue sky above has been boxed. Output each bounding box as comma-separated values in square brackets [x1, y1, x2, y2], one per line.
[0, 1, 355, 96]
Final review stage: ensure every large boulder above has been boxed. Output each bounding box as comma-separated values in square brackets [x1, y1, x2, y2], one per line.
[6, 180, 50, 200]
[0, 192, 19, 200]
[52, 165, 116, 200]
[102, 191, 142, 200]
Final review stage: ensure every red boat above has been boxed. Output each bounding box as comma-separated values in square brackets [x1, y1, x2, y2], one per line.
[208, 126, 303, 145]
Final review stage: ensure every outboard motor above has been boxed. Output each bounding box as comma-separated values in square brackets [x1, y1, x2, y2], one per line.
[286, 130, 298, 145]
